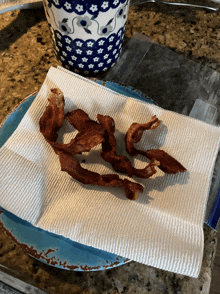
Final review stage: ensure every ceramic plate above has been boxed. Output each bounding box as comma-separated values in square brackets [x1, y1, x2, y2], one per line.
[0, 81, 154, 271]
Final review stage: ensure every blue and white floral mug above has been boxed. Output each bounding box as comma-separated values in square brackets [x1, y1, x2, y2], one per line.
[43, 0, 130, 75]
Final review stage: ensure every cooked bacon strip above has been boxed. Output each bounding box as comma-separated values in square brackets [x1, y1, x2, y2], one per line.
[65, 109, 99, 132]
[50, 128, 105, 155]
[97, 114, 133, 177]
[39, 95, 105, 154]
[39, 91, 144, 200]
[39, 88, 65, 142]
[102, 152, 134, 177]
[61, 109, 105, 153]
[97, 114, 159, 178]
[125, 116, 186, 174]
[125, 115, 161, 156]
[123, 179, 143, 200]
[144, 149, 186, 174]
[58, 151, 143, 200]
[133, 158, 160, 178]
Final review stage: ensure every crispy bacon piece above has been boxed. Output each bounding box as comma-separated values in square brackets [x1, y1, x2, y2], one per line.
[59, 151, 143, 200]
[39, 88, 65, 142]
[144, 149, 186, 174]
[125, 116, 186, 174]
[39, 90, 144, 200]
[62, 109, 106, 153]
[40, 94, 105, 155]
[132, 158, 160, 178]
[50, 128, 105, 155]
[97, 114, 159, 179]
[97, 114, 133, 177]
[65, 109, 99, 132]
[125, 115, 161, 156]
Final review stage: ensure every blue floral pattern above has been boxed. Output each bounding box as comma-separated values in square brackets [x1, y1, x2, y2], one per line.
[54, 27, 124, 74]
[44, 0, 129, 74]
[49, 0, 127, 15]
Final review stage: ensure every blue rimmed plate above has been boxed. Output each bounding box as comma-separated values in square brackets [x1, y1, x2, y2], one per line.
[0, 81, 154, 271]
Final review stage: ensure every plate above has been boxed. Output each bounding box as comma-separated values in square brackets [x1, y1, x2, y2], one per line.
[0, 81, 154, 271]
[0, 0, 42, 15]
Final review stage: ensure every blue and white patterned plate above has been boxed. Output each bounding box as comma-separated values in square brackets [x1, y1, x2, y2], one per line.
[0, 81, 154, 271]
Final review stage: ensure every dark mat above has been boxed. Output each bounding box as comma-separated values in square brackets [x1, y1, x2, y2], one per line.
[106, 32, 220, 123]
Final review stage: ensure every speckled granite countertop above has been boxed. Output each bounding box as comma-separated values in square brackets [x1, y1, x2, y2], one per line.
[0, 4, 220, 294]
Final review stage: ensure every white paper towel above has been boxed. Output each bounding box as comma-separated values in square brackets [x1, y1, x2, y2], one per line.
[1, 66, 220, 278]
